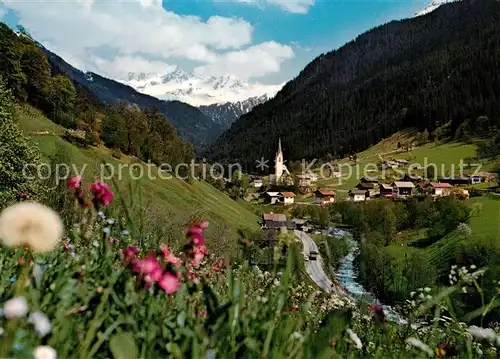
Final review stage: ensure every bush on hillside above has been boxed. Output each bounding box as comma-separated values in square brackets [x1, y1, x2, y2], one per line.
[0, 77, 44, 208]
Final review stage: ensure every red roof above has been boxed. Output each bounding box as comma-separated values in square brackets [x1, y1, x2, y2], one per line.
[316, 189, 335, 196]
[280, 192, 296, 197]
[429, 182, 453, 188]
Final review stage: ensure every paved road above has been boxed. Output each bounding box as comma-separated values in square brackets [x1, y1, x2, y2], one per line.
[294, 230, 333, 292]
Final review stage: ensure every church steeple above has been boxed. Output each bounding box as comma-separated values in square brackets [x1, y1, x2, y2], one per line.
[278, 137, 282, 154]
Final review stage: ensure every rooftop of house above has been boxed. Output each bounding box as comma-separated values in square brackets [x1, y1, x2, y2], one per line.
[394, 158, 409, 163]
[262, 213, 287, 222]
[380, 183, 393, 190]
[392, 181, 415, 188]
[315, 189, 335, 196]
[440, 176, 469, 181]
[356, 182, 374, 189]
[349, 189, 367, 195]
[265, 192, 280, 197]
[428, 182, 453, 188]
[280, 192, 296, 198]
[361, 176, 379, 183]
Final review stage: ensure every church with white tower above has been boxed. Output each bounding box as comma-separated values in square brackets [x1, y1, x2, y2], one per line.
[270, 138, 290, 185]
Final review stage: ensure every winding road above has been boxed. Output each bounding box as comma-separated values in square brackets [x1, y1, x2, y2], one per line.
[294, 230, 334, 292]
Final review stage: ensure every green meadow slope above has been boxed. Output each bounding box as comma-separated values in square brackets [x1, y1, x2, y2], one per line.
[16, 105, 260, 249]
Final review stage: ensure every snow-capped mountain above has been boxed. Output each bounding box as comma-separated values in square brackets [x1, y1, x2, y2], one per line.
[125, 66, 282, 107]
[199, 94, 270, 128]
[415, 0, 459, 16]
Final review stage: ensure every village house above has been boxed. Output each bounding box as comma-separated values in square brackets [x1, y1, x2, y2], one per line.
[279, 192, 296, 205]
[394, 159, 409, 166]
[475, 172, 498, 182]
[261, 213, 293, 233]
[356, 182, 376, 196]
[379, 183, 393, 197]
[399, 173, 423, 183]
[314, 189, 335, 205]
[292, 218, 309, 232]
[391, 181, 415, 198]
[381, 160, 399, 170]
[439, 176, 470, 186]
[360, 177, 379, 185]
[252, 178, 263, 188]
[416, 181, 430, 195]
[264, 192, 280, 204]
[469, 175, 483, 184]
[349, 189, 369, 202]
[426, 182, 453, 197]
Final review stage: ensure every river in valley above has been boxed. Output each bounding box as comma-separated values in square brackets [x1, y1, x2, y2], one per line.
[326, 228, 406, 324]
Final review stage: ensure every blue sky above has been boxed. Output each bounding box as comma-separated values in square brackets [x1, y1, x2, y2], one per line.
[0, 0, 429, 87]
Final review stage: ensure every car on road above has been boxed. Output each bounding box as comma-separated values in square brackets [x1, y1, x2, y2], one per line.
[308, 250, 318, 260]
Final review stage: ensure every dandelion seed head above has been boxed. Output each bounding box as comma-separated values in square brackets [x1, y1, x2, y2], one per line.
[0, 202, 63, 252]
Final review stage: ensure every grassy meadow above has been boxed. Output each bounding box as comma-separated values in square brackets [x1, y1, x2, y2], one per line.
[15, 105, 260, 250]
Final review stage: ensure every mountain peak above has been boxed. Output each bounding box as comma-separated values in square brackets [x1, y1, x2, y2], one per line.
[415, 0, 459, 16]
[123, 66, 282, 107]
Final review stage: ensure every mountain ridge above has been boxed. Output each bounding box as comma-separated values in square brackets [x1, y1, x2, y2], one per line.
[199, 94, 270, 128]
[125, 66, 282, 107]
[39, 46, 225, 150]
[207, 0, 500, 167]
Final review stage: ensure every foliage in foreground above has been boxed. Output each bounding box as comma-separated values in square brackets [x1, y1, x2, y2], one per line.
[0, 181, 499, 358]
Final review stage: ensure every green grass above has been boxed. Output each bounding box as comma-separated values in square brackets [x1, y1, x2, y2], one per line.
[314, 132, 497, 191]
[15, 105, 260, 240]
[468, 195, 500, 240]
[384, 195, 500, 265]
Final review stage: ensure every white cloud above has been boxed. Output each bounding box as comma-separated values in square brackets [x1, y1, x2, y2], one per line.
[225, 0, 315, 14]
[90, 56, 176, 80]
[194, 41, 294, 80]
[1, 0, 293, 82]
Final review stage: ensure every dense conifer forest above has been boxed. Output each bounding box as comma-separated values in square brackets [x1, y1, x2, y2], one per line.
[208, 0, 500, 166]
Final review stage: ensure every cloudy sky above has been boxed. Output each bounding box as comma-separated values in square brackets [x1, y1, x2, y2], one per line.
[0, 0, 428, 86]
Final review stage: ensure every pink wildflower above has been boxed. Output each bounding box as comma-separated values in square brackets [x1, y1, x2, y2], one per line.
[368, 304, 386, 324]
[122, 246, 139, 260]
[158, 272, 180, 294]
[160, 245, 182, 267]
[186, 221, 209, 247]
[144, 267, 163, 284]
[132, 255, 161, 275]
[200, 310, 207, 318]
[191, 245, 208, 267]
[90, 181, 114, 207]
[67, 176, 82, 190]
[212, 258, 225, 273]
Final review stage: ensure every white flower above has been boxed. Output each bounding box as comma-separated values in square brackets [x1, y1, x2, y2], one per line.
[467, 326, 498, 342]
[29, 312, 52, 337]
[347, 329, 362, 349]
[406, 337, 433, 356]
[470, 265, 477, 270]
[33, 264, 44, 287]
[3, 297, 28, 319]
[424, 287, 431, 293]
[0, 202, 63, 252]
[410, 291, 416, 297]
[462, 287, 467, 293]
[0, 327, 3, 336]
[33, 346, 57, 359]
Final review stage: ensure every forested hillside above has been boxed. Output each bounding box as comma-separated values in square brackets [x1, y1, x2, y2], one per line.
[0, 23, 195, 166]
[208, 0, 500, 165]
[42, 48, 224, 149]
